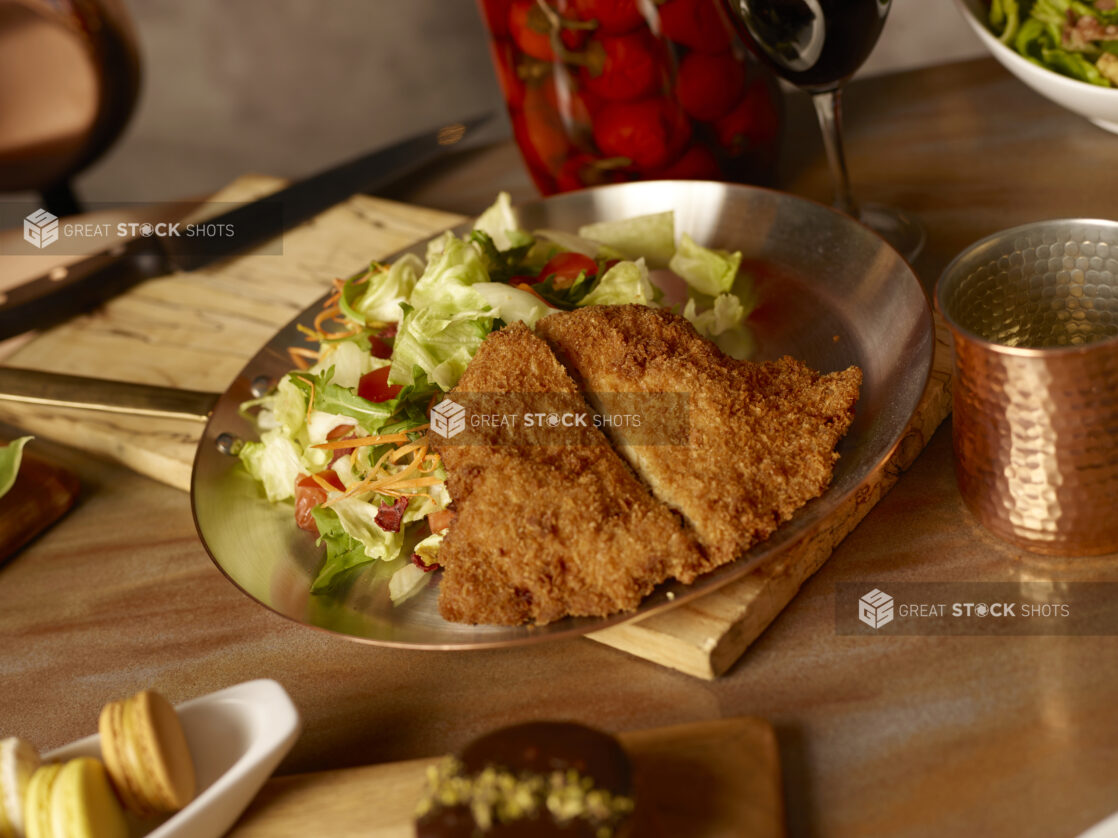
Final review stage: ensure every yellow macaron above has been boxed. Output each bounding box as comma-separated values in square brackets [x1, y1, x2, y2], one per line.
[98, 689, 195, 818]
[29, 758, 127, 838]
[22, 762, 60, 838]
[0, 737, 40, 838]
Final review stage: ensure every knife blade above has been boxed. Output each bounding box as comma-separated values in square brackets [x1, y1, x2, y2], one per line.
[0, 112, 496, 341]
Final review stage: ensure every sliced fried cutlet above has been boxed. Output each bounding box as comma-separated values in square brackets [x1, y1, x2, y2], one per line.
[431, 322, 705, 626]
[536, 305, 862, 575]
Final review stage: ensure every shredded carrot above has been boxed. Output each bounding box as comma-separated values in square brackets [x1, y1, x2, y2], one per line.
[287, 346, 319, 370]
[303, 377, 316, 424]
[373, 453, 426, 487]
[377, 476, 444, 491]
[417, 453, 442, 474]
[324, 324, 365, 341]
[365, 444, 399, 477]
[321, 430, 441, 506]
[311, 473, 339, 493]
[296, 324, 321, 344]
[389, 439, 428, 463]
[313, 305, 342, 333]
[312, 432, 411, 450]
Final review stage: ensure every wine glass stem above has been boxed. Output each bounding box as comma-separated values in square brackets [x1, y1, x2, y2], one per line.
[811, 89, 858, 217]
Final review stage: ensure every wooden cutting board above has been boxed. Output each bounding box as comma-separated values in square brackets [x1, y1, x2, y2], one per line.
[0, 444, 80, 562]
[0, 176, 953, 679]
[227, 717, 784, 838]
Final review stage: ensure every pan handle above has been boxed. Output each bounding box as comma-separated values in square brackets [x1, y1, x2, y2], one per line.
[0, 367, 218, 422]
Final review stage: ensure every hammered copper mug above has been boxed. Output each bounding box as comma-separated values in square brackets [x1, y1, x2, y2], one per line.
[936, 219, 1118, 556]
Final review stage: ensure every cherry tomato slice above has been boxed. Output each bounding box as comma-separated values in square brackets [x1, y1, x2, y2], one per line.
[326, 424, 355, 440]
[294, 470, 344, 534]
[537, 252, 598, 287]
[357, 366, 403, 403]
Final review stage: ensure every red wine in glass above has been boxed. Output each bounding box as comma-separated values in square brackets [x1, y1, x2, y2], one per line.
[723, 0, 925, 259]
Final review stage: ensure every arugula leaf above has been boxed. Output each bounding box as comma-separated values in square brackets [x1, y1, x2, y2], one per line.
[470, 230, 534, 285]
[531, 269, 596, 309]
[290, 369, 396, 430]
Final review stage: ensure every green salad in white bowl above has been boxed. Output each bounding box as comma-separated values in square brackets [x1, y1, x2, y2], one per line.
[956, 0, 1118, 131]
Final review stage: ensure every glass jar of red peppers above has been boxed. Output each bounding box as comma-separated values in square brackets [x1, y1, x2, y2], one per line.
[477, 0, 783, 195]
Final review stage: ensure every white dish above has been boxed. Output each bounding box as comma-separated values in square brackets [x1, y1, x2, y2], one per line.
[954, 0, 1118, 134]
[1077, 810, 1118, 838]
[45, 679, 301, 838]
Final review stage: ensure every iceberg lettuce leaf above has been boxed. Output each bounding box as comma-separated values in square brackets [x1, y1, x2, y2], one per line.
[472, 282, 555, 327]
[409, 233, 492, 315]
[578, 211, 676, 268]
[669, 233, 743, 297]
[309, 340, 386, 391]
[330, 494, 406, 562]
[473, 191, 532, 251]
[388, 305, 494, 390]
[578, 259, 655, 307]
[345, 254, 423, 324]
[682, 292, 756, 360]
[239, 429, 306, 502]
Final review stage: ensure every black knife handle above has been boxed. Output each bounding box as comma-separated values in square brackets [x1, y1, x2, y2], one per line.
[0, 236, 169, 341]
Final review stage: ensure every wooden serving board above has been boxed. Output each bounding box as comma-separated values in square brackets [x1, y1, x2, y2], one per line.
[0, 445, 80, 562]
[0, 176, 953, 679]
[227, 716, 784, 838]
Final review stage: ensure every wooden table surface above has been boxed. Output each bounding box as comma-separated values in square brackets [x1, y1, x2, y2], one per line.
[3, 57, 1118, 838]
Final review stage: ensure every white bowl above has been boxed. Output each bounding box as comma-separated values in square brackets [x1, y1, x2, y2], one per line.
[45, 679, 301, 838]
[954, 0, 1118, 133]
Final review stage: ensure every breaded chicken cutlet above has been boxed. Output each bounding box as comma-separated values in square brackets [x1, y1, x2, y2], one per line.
[431, 322, 705, 626]
[536, 305, 861, 572]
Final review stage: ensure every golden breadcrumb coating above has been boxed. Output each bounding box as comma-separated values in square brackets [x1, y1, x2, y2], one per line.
[536, 305, 861, 574]
[432, 322, 705, 626]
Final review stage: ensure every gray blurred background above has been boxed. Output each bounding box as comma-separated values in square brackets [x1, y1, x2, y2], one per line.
[79, 0, 985, 204]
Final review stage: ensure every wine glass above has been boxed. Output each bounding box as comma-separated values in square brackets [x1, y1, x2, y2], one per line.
[722, 0, 925, 260]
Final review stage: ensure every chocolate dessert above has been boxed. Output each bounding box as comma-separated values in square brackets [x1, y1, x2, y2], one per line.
[415, 721, 635, 837]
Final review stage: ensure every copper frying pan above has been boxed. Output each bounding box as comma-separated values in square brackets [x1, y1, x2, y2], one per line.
[0, 181, 934, 648]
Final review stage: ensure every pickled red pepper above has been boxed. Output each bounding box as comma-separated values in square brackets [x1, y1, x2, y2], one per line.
[478, 0, 783, 194]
